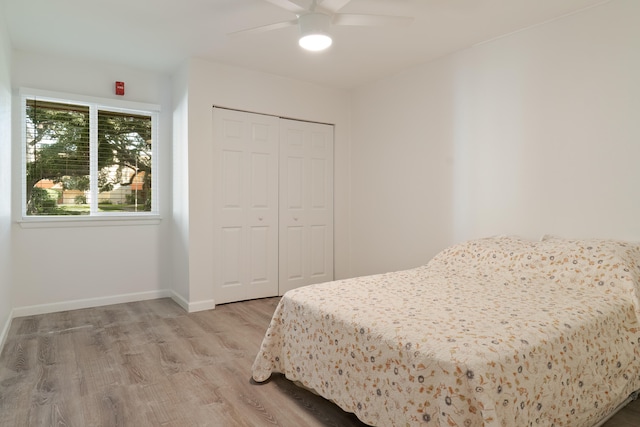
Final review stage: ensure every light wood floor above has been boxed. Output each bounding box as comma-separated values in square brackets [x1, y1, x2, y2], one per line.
[1, 297, 639, 427]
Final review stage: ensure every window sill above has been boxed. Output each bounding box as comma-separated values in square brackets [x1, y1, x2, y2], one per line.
[17, 215, 162, 229]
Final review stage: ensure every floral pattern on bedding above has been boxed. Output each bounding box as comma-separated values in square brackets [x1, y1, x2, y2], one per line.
[252, 237, 640, 426]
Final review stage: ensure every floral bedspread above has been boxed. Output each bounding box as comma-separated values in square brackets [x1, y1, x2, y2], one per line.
[252, 237, 640, 426]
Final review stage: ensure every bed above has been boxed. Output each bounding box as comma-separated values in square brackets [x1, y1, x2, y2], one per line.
[252, 236, 640, 426]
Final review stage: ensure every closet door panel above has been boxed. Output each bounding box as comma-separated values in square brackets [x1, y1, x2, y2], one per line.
[310, 224, 328, 277]
[279, 119, 334, 295]
[311, 158, 327, 208]
[220, 227, 242, 287]
[250, 153, 270, 207]
[221, 151, 243, 210]
[285, 225, 304, 282]
[213, 108, 279, 304]
[286, 156, 304, 209]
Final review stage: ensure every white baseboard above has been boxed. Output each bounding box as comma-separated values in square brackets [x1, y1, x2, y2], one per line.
[1, 291, 216, 355]
[12, 289, 173, 318]
[170, 291, 215, 313]
[170, 291, 190, 311]
[188, 299, 216, 313]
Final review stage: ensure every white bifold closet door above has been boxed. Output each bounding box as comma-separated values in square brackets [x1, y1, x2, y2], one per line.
[213, 108, 280, 304]
[212, 108, 333, 304]
[279, 119, 334, 295]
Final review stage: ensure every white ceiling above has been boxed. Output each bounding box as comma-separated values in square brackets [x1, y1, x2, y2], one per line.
[2, 0, 610, 89]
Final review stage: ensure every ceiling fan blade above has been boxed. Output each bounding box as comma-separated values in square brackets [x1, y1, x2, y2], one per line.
[333, 13, 414, 27]
[262, 0, 308, 14]
[318, 0, 352, 13]
[228, 19, 298, 37]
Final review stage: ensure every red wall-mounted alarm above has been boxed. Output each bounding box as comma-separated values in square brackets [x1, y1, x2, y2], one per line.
[115, 81, 125, 96]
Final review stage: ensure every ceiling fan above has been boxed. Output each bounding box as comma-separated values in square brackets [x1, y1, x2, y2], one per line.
[229, 0, 414, 51]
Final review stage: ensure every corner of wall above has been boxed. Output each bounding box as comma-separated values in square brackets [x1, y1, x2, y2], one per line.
[0, 309, 13, 355]
[0, 2, 14, 357]
[170, 291, 215, 313]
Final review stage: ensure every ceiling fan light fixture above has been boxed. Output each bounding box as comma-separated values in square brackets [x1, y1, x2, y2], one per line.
[298, 12, 332, 51]
[299, 33, 332, 51]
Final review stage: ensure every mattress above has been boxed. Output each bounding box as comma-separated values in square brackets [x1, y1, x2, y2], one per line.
[252, 236, 640, 426]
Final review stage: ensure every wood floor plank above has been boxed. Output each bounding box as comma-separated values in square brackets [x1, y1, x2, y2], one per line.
[0, 297, 638, 426]
[80, 384, 145, 427]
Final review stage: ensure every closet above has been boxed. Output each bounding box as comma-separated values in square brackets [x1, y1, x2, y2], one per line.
[212, 107, 334, 304]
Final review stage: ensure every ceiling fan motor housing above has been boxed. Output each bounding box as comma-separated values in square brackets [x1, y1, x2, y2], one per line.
[298, 12, 333, 51]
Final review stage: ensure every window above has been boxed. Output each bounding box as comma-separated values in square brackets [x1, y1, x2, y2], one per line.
[21, 90, 159, 219]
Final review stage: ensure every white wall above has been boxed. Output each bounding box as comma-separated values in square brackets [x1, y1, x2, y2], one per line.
[176, 58, 351, 308]
[10, 51, 174, 314]
[171, 62, 190, 307]
[350, 0, 640, 276]
[350, 58, 456, 277]
[0, 9, 14, 347]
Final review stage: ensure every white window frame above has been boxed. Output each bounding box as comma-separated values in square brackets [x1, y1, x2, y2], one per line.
[18, 88, 161, 228]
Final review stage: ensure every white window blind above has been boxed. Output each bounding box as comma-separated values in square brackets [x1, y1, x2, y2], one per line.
[22, 91, 158, 218]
